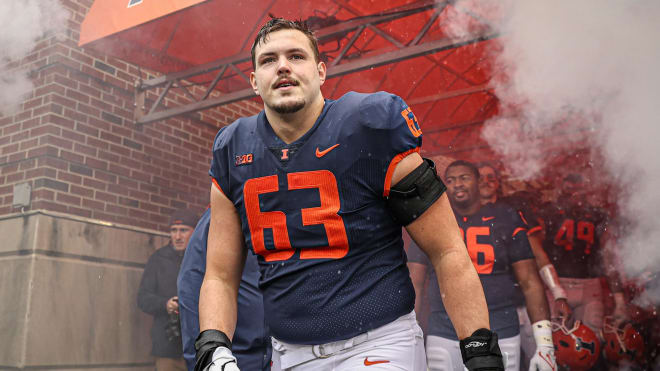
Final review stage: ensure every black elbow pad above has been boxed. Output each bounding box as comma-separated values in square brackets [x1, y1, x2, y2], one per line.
[386, 158, 447, 226]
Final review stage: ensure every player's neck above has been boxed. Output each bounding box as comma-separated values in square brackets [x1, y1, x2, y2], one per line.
[265, 96, 325, 144]
[481, 195, 497, 205]
[454, 200, 482, 216]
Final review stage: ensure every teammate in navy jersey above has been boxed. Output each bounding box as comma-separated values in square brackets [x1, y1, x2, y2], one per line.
[477, 163, 571, 369]
[408, 161, 555, 371]
[177, 208, 271, 370]
[540, 174, 626, 335]
[194, 18, 504, 371]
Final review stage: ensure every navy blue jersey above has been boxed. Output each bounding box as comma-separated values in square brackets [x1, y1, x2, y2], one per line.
[209, 92, 422, 344]
[177, 208, 271, 370]
[408, 202, 534, 339]
[541, 201, 608, 278]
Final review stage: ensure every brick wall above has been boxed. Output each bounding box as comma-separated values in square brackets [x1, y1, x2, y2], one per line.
[0, 0, 261, 231]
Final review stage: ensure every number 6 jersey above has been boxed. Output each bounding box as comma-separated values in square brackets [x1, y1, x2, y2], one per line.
[408, 202, 534, 339]
[209, 92, 422, 344]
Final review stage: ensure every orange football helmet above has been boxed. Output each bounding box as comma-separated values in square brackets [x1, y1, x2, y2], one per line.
[602, 316, 645, 364]
[552, 318, 601, 370]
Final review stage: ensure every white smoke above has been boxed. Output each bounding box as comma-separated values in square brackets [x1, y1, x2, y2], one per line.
[445, 1, 660, 304]
[0, 0, 69, 115]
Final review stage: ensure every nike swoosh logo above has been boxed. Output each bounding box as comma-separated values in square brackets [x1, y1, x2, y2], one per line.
[316, 144, 340, 158]
[364, 358, 390, 366]
[482, 216, 495, 221]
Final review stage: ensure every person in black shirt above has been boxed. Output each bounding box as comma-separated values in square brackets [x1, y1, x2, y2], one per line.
[138, 209, 198, 371]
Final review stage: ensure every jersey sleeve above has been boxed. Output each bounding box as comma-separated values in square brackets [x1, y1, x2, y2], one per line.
[359, 92, 423, 197]
[208, 125, 231, 195]
[506, 207, 535, 263]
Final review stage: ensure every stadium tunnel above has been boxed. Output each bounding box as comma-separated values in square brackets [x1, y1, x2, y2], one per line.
[1, 0, 657, 369]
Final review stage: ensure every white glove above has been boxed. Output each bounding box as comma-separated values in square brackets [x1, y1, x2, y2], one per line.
[528, 320, 556, 371]
[205, 346, 240, 371]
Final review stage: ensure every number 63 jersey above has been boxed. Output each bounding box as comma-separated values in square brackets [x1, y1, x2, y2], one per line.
[209, 92, 422, 345]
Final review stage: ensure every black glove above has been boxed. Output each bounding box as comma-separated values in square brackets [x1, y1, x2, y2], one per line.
[459, 328, 504, 371]
[194, 329, 234, 371]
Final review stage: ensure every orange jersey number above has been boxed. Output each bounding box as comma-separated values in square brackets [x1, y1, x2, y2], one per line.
[243, 170, 349, 262]
[554, 219, 595, 254]
[459, 226, 495, 274]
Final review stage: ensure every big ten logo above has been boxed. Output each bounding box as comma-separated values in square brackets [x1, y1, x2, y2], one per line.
[401, 107, 422, 138]
[235, 153, 254, 166]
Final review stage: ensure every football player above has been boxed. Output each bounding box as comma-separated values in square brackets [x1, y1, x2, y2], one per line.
[177, 208, 271, 370]
[540, 174, 627, 342]
[409, 160, 555, 371]
[477, 163, 571, 368]
[195, 18, 504, 371]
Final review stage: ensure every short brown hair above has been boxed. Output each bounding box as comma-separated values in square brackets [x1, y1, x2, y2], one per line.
[251, 17, 321, 69]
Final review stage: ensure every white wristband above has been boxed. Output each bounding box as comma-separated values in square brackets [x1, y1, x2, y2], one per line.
[539, 264, 567, 300]
[532, 320, 553, 347]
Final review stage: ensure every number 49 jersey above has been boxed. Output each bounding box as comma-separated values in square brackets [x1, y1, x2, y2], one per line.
[541, 203, 608, 278]
[209, 92, 423, 345]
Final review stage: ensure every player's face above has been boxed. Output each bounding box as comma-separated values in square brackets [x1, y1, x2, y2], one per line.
[445, 165, 480, 208]
[478, 166, 499, 199]
[170, 225, 193, 251]
[250, 29, 326, 115]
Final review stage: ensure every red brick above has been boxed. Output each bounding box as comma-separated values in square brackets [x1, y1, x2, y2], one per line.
[57, 192, 81, 206]
[131, 170, 150, 183]
[61, 128, 86, 143]
[95, 191, 116, 203]
[70, 185, 93, 198]
[57, 171, 82, 184]
[30, 124, 60, 137]
[53, 74, 78, 90]
[66, 88, 91, 104]
[33, 200, 68, 214]
[150, 194, 168, 205]
[100, 131, 121, 144]
[74, 142, 97, 156]
[60, 150, 84, 163]
[110, 144, 131, 157]
[98, 150, 119, 164]
[90, 97, 113, 112]
[2, 143, 19, 155]
[26, 168, 57, 179]
[109, 163, 131, 178]
[39, 135, 73, 150]
[23, 97, 43, 110]
[19, 158, 37, 170]
[83, 198, 104, 211]
[21, 118, 41, 130]
[107, 183, 129, 196]
[69, 49, 93, 65]
[44, 114, 75, 129]
[85, 157, 108, 170]
[6, 172, 25, 183]
[50, 94, 77, 109]
[106, 203, 128, 215]
[32, 189, 55, 201]
[95, 170, 116, 183]
[68, 206, 92, 218]
[78, 83, 102, 99]
[75, 122, 99, 137]
[88, 117, 111, 131]
[62, 108, 88, 123]
[38, 156, 68, 171]
[128, 208, 149, 220]
[27, 146, 58, 158]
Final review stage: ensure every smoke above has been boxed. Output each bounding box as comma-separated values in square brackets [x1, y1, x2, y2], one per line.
[0, 0, 69, 115]
[445, 1, 660, 305]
